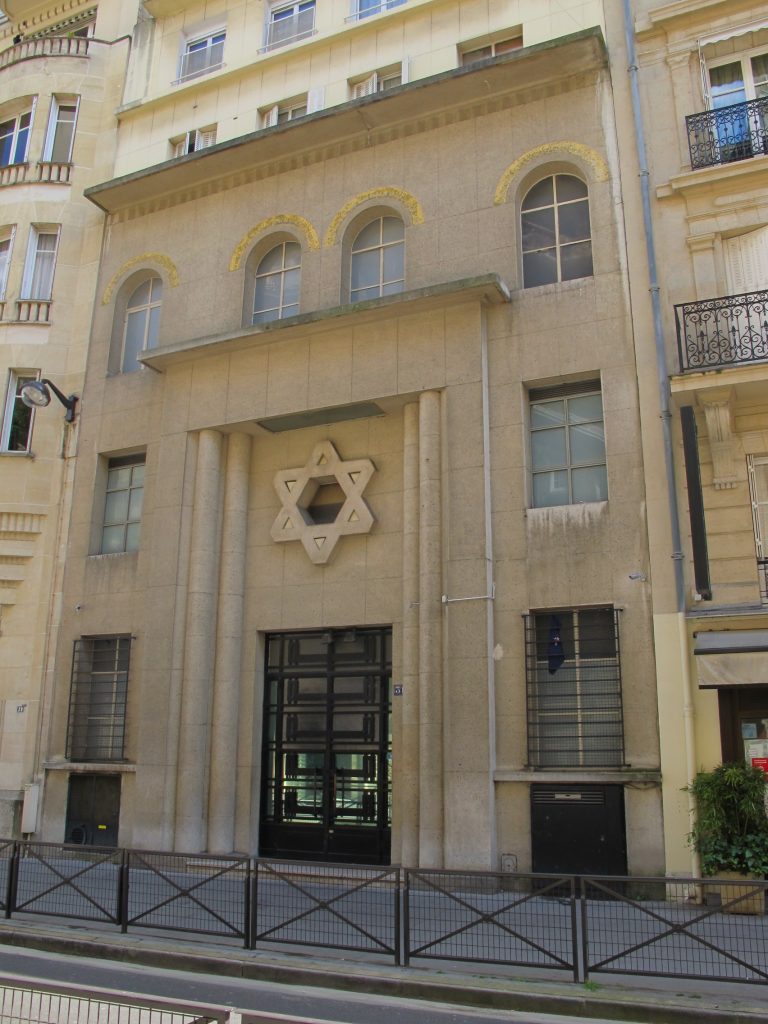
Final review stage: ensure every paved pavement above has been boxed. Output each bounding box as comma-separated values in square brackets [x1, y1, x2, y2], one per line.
[0, 916, 766, 1023]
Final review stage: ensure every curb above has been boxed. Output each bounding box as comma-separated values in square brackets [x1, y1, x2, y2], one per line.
[0, 922, 766, 1024]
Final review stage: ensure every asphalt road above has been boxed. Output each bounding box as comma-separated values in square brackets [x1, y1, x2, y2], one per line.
[0, 946, 618, 1024]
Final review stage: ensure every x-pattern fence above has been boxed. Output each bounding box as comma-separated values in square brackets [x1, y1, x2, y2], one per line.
[1, 841, 766, 983]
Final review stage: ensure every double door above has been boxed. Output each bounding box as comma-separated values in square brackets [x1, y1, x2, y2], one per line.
[260, 628, 391, 863]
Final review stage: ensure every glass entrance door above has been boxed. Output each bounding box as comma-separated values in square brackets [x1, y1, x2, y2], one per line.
[260, 628, 391, 863]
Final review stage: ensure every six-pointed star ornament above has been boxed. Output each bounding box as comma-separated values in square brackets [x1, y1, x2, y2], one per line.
[270, 441, 375, 564]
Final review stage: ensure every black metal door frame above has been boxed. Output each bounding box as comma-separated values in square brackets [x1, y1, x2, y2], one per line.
[259, 627, 391, 863]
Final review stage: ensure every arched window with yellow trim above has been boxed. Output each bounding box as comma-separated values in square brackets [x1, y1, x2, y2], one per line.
[521, 175, 592, 288]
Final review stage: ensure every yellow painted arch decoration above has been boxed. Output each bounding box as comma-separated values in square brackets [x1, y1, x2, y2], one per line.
[493, 142, 610, 206]
[101, 252, 180, 305]
[229, 214, 321, 271]
[324, 187, 425, 248]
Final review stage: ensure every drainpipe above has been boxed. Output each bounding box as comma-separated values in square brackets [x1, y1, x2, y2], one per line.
[620, 0, 700, 876]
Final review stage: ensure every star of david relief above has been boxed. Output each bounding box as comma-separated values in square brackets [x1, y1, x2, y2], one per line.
[270, 441, 375, 564]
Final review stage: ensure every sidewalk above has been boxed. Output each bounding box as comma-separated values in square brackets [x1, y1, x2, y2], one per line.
[0, 916, 767, 1023]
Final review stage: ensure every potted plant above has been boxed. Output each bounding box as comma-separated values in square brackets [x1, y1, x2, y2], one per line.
[687, 762, 768, 914]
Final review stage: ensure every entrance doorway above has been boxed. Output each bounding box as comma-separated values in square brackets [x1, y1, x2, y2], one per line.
[260, 627, 391, 863]
[64, 774, 121, 846]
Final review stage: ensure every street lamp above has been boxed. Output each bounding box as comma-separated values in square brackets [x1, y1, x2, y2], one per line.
[20, 379, 78, 424]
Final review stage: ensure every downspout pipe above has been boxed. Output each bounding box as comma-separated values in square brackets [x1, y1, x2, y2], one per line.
[620, 0, 700, 875]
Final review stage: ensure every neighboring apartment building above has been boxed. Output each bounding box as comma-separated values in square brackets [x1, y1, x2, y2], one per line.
[633, 0, 768, 874]
[0, 0, 132, 836]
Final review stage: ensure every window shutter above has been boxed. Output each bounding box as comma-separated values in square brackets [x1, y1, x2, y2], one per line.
[264, 105, 279, 127]
[172, 138, 186, 158]
[748, 455, 768, 560]
[197, 127, 217, 149]
[698, 44, 713, 108]
[400, 57, 410, 84]
[353, 72, 377, 97]
[725, 227, 768, 295]
[306, 87, 324, 113]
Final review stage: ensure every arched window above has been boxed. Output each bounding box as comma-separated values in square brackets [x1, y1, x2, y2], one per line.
[521, 175, 592, 288]
[122, 276, 162, 372]
[350, 216, 404, 302]
[253, 241, 300, 323]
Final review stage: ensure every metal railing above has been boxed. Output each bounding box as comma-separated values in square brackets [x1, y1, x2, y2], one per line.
[686, 97, 768, 169]
[0, 981, 229, 1023]
[347, 0, 407, 21]
[176, 41, 224, 82]
[0, 36, 89, 70]
[759, 559, 768, 603]
[262, 9, 316, 52]
[675, 289, 768, 371]
[0, 840, 766, 983]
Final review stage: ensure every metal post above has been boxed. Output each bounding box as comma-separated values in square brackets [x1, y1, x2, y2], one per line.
[119, 849, 129, 933]
[402, 868, 410, 966]
[5, 842, 18, 919]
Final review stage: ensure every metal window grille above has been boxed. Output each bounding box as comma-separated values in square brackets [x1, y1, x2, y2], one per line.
[525, 608, 624, 768]
[66, 637, 130, 761]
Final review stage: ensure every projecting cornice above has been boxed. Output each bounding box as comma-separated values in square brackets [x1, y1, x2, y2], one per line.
[85, 28, 607, 218]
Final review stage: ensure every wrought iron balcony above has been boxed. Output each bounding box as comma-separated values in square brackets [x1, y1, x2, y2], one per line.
[686, 98, 768, 169]
[675, 290, 768, 372]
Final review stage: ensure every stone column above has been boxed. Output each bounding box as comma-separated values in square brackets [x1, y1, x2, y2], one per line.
[175, 428, 223, 852]
[208, 432, 251, 854]
[418, 390, 443, 867]
[399, 402, 420, 867]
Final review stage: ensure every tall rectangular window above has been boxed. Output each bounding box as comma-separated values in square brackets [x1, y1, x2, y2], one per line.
[0, 110, 32, 167]
[525, 608, 624, 768]
[178, 30, 225, 81]
[43, 97, 78, 163]
[67, 636, 130, 762]
[0, 227, 14, 299]
[21, 227, 59, 301]
[265, 1, 315, 50]
[1, 370, 38, 453]
[101, 454, 145, 554]
[530, 381, 607, 507]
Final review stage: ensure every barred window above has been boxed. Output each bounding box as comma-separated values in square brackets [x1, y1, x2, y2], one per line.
[525, 608, 623, 768]
[67, 636, 130, 762]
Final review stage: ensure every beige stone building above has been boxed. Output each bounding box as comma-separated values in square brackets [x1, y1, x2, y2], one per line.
[632, 0, 768, 875]
[11, 0, 676, 873]
[0, 0, 134, 836]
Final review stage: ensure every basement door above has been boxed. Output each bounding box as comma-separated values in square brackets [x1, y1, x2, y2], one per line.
[259, 627, 391, 864]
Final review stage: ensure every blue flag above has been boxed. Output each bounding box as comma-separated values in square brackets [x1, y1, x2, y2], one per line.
[548, 615, 564, 674]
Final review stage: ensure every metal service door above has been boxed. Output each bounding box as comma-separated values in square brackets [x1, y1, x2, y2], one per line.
[260, 628, 391, 863]
[531, 783, 627, 876]
[64, 774, 121, 846]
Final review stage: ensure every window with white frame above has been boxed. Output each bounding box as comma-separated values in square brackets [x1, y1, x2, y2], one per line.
[0, 227, 14, 299]
[171, 125, 217, 158]
[66, 635, 131, 761]
[21, 227, 59, 301]
[121, 276, 162, 373]
[354, 0, 406, 20]
[707, 49, 768, 109]
[265, 1, 316, 50]
[351, 63, 407, 97]
[178, 29, 225, 82]
[43, 97, 78, 163]
[525, 607, 624, 768]
[350, 216, 404, 301]
[1, 370, 39, 453]
[263, 98, 307, 128]
[0, 109, 32, 167]
[529, 381, 607, 507]
[521, 174, 593, 287]
[101, 454, 145, 554]
[253, 241, 301, 323]
[724, 226, 768, 296]
[461, 35, 522, 65]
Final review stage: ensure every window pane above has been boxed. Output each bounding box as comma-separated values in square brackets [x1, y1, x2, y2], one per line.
[147, 305, 161, 349]
[128, 280, 151, 308]
[284, 242, 301, 268]
[710, 62, 746, 107]
[569, 421, 605, 463]
[531, 427, 566, 470]
[381, 216, 404, 243]
[104, 490, 129, 525]
[572, 464, 608, 503]
[522, 178, 554, 210]
[123, 309, 146, 372]
[523, 249, 557, 287]
[557, 200, 591, 244]
[125, 522, 141, 551]
[353, 220, 382, 251]
[352, 284, 381, 302]
[568, 393, 603, 422]
[258, 245, 285, 274]
[283, 266, 300, 305]
[255, 273, 282, 312]
[533, 470, 569, 506]
[531, 399, 565, 429]
[555, 175, 588, 202]
[382, 241, 404, 283]
[351, 249, 380, 291]
[101, 525, 126, 553]
[128, 486, 143, 521]
[560, 240, 593, 281]
[521, 207, 556, 252]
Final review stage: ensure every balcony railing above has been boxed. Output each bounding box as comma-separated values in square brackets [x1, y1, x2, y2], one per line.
[36, 161, 72, 183]
[347, 0, 407, 20]
[0, 36, 89, 71]
[759, 560, 768, 603]
[0, 162, 73, 187]
[675, 289, 768, 372]
[262, 8, 316, 51]
[686, 97, 768, 169]
[14, 300, 51, 324]
[176, 40, 224, 82]
[0, 163, 29, 186]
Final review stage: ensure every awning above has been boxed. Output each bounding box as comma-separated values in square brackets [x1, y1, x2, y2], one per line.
[694, 630, 768, 689]
[698, 20, 768, 48]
